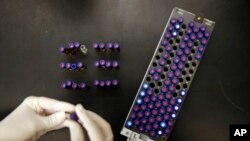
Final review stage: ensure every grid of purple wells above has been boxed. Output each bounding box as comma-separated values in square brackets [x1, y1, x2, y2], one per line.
[125, 16, 210, 139]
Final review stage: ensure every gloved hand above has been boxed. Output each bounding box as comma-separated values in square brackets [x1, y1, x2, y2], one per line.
[61, 104, 114, 141]
[0, 96, 75, 141]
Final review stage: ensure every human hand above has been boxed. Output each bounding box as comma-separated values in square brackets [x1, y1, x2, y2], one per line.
[0, 96, 75, 141]
[61, 104, 114, 141]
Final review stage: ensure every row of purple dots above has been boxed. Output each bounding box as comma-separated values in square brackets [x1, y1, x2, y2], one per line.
[93, 79, 119, 87]
[94, 60, 119, 68]
[59, 42, 81, 55]
[60, 62, 86, 71]
[61, 80, 88, 89]
[92, 42, 120, 51]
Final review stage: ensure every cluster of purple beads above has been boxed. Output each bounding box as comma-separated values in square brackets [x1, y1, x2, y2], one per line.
[60, 62, 86, 71]
[92, 42, 120, 52]
[93, 79, 119, 87]
[61, 80, 88, 90]
[94, 60, 119, 69]
[59, 42, 82, 55]
[125, 16, 211, 139]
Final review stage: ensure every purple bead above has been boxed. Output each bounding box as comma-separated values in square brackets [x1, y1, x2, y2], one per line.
[113, 43, 120, 50]
[70, 112, 79, 121]
[177, 17, 184, 23]
[99, 81, 105, 87]
[112, 61, 119, 68]
[70, 63, 77, 70]
[198, 46, 205, 52]
[66, 62, 71, 69]
[74, 42, 80, 48]
[159, 59, 166, 66]
[167, 71, 174, 78]
[188, 21, 195, 28]
[100, 60, 105, 66]
[184, 48, 190, 55]
[148, 103, 154, 109]
[133, 105, 139, 111]
[99, 43, 105, 49]
[134, 119, 140, 125]
[179, 42, 186, 49]
[164, 114, 170, 120]
[137, 112, 143, 118]
[167, 106, 173, 113]
[155, 101, 161, 108]
[72, 83, 78, 89]
[190, 33, 196, 41]
[145, 110, 150, 116]
[141, 104, 147, 110]
[170, 18, 177, 25]
[79, 83, 86, 89]
[69, 43, 74, 49]
[176, 49, 183, 56]
[61, 82, 67, 89]
[169, 84, 175, 91]
[156, 67, 163, 73]
[178, 62, 184, 69]
[172, 77, 178, 84]
[161, 86, 168, 93]
[161, 39, 168, 46]
[147, 89, 153, 95]
[153, 74, 160, 80]
[170, 64, 177, 71]
[193, 27, 199, 33]
[204, 31, 210, 38]
[153, 123, 159, 129]
[149, 68, 155, 74]
[158, 94, 164, 100]
[162, 101, 168, 106]
[175, 70, 181, 77]
[164, 79, 171, 85]
[195, 53, 202, 60]
[164, 32, 172, 39]
[181, 55, 187, 62]
[183, 35, 189, 42]
[199, 26, 206, 32]
[112, 80, 119, 86]
[170, 99, 176, 105]
[166, 93, 172, 99]
[146, 124, 152, 130]
[165, 45, 172, 52]
[167, 25, 174, 31]
[162, 52, 168, 59]
[93, 80, 99, 86]
[173, 56, 180, 63]
[186, 28, 192, 34]
[92, 43, 99, 49]
[94, 61, 100, 67]
[59, 46, 65, 53]
[201, 38, 207, 45]
[197, 32, 203, 39]
[144, 97, 150, 103]
[149, 117, 155, 123]
[105, 80, 111, 86]
[159, 108, 165, 114]
[156, 115, 162, 122]
[60, 62, 65, 69]
[187, 41, 193, 48]
[106, 43, 113, 49]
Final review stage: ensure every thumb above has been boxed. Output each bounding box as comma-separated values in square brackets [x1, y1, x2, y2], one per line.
[42, 112, 66, 129]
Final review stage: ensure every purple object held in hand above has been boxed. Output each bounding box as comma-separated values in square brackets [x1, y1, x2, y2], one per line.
[70, 112, 79, 121]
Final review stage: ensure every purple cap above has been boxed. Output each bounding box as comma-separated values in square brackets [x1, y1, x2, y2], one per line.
[167, 71, 174, 78]
[175, 70, 181, 77]
[170, 18, 177, 25]
[92, 43, 99, 49]
[59, 46, 65, 53]
[195, 53, 202, 60]
[173, 56, 180, 63]
[188, 21, 195, 28]
[164, 79, 171, 85]
[149, 68, 155, 74]
[100, 60, 106, 66]
[69, 43, 74, 49]
[159, 59, 166, 66]
[204, 31, 210, 38]
[200, 26, 206, 32]
[156, 67, 163, 73]
[112, 61, 119, 68]
[66, 80, 72, 87]
[59, 62, 65, 69]
[172, 77, 178, 84]
[77, 62, 84, 69]
[193, 27, 199, 33]
[164, 32, 172, 39]
[181, 55, 187, 62]
[99, 42, 105, 49]
[161, 39, 168, 46]
[170, 64, 177, 71]
[186, 28, 192, 34]
[178, 62, 184, 69]
[106, 43, 113, 49]
[113, 43, 120, 50]
[179, 42, 186, 49]
[153, 74, 159, 81]
[112, 80, 119, 86]
[176, 49, 183, 56]
[66, 63, 71, 69]
[94, 61, 100, 67]
[74, 42, 80, 48]
[162, 52, 168, 59]
[93, 80, 99, 86]
[184, 48, 190, 55]
[105, 61, 112, 68]
[187, 41, 193, 48]
[167, 25, 174, 31]
[105, 80, 112, 86]
[190, 33, 196, 41]
[70, 112, 79, 121]
[201, 38, 207, 45]
[79, 83, 86, 89]
[165, 45, 172, 52]
[61, 82, 67, 89]
[197, 32, 203, 39]
[72, 83, 78, 89]
[183, 35, 189, 42]
[99, 81, 105, 87]
[198, 46, 205, 52]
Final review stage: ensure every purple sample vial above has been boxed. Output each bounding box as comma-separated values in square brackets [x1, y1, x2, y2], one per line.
[69, 43, 75, 49]
[99, 60, 106, 66]
[66, 80, 73, 87]
[77, 62, 85, 70]
[66, 62, 71, 69]
[106, 42, 113, 50]
[70, 112, 79, 121]
[99, 42, 105, 51]
[61, 82, 67, 89]
[59, 46, 65, 53]
[113, 43, 120, 51]
[177, 17, 184, 23]
[170, 18, 177, 25]
[99, 81, 105, 87]
[112, 80, 119, 86]
[94, 61, 100, 67]
[79, 83, 87, 89]
[93, 80, 99, 86]
[105, 61, 112, 68]
[74, 42, 80, 48]
[105, 80, 112, 87]
[71, 83, 78, 89]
